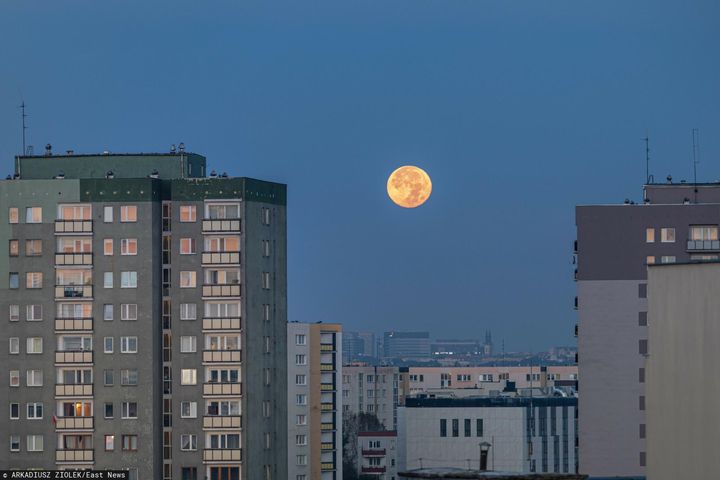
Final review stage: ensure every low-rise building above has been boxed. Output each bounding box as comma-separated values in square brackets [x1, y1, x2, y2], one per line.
[403, 366, 578, 393]
[357, 431, 398, 479]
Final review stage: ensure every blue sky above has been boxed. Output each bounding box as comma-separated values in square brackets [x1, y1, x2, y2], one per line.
[1, 1, 718, 350]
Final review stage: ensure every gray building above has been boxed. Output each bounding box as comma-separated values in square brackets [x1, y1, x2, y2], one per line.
[575, 182, 720, 478]
[383, 331, 431, 359]
[646, 262, 720, 480]
[342, 365, 405, 430]
[0, 150, 288, 479]
[343, 331, 377, 363]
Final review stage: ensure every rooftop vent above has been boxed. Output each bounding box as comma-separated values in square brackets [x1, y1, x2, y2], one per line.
[667, 175, 672, 184]
[45, 143, 52, 156]
[6, 174, 11, 180]
[178, 142, 185, 152]
[149, 169, 159, 179]
[66, 150, 74, 155]
[54, 171, 65, 180]
[209, 170, 218, 178]
[220, 172, 228, 178]
[170, 144, 176, 153]
[102, 150, 110, 155]
[106, 170, 114, 179]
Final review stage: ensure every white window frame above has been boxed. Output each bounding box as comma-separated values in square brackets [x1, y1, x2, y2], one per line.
[26, 337, 42, 354]
[26, 434, 43, 452]
[180, 303, 197, 320]
[104, 206, 113, 223]
[180, 238, 196, 255]
[180, 271, 196, 288]
[104, 337, 114, 354]
[120, 271, 138, 288]
[121, 238, 138, 255]
[104, 272, 114, 289]
[26, 403, 43, 420]
[120, 336, 138, 354]
[120, 205, 137, 223]
[180, 434, 197, 451]
[25, 207, 42, 224]
[121, 401, 138, 419]
[26, 370, 43, 387]
[121, 304, 137, 321]
[180, 336, 197, 353]
[180, 401, 198, 419]
[181, 369, 197, 385]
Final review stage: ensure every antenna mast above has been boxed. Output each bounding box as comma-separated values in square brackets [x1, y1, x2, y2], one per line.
[644, 135, 650, 184]
[692, 128, 700, 203]
[20, 101, 27, 155]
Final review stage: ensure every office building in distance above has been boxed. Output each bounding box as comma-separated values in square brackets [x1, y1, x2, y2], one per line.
[0, 149, 288, 479]
[382, 331, 430, 360]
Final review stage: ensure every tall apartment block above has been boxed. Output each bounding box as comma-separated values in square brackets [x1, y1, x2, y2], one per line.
[575, 181, 720, 478]
[342, 366, 405, 430]
[0, 150, 288, 480]
[287, 322, 342, 480]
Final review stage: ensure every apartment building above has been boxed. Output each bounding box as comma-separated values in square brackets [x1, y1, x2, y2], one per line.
[575, 182, 720, 478]
[403, 366, 578, 393]
[342, 366, 405, 430]
[287, 322, 342, 480]
[0, 150, 288, 479]
[397, 394, 578, 474]
[356, 431, 397, 479]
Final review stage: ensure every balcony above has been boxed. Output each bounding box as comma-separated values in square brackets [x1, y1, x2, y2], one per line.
[687, 239, 720, 251]
[203, 449, 242, 462]
[203, 317, 242, 331]
[55, 416, 94, 430]
[202, 251, 240, 265]
[55, 285, 93, 300]
[56, 449, 94, 463]
[203, 415, 242, 429]
[55, 253, 93, 266]
[320, 344, 335, 352]
[321, 422, 335, 431]
[55, 351, 93, 365]
[321, 462, 335, 471]
[320, 363, 335, 372]
[203, 382, 243, 396]
[202, 219, 241, 233]
[321, 442, 335, 451]
[55, 220, 93, 234]
[321, 402, 335, 411]
[55, 384, 93, 397]
[361, 466, 386, 474]
[203, 350, 242, 363]
[362, 448, 386, 456]
[202, 284, 241, 298]
[55, 318, 93, 332]
[320, 383, 335, 391]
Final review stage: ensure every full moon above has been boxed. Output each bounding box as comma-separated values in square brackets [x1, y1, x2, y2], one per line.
[387, 165, 432, 208]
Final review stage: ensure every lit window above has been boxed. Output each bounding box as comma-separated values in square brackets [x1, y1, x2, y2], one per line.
[181, 369, 197, 385]
[25, 272, 43, 289]
[661, 228, 675, 243]
[121, 239, 137, 255]
[8, 207, 19, 224]
[180, 271, 196, 288]
[121, 271, 137, 288]
[690, 225, 719, 241]
[104, 239, 114, 256]
[180, 206, 196, 222]
[8, 239, 19, 256]
[58, 204, 91, 220]
[25, 240, 42, 256]
[646, 256, 655, 265]
[105, 435, 115, 451]
[25, 207, 42, 223]
[180, 238, 196, 255]
[120, 206, 137, 222]
[104, 206, 113, 223]
[645, 228, 655, 243]
[121, 304, 137, 321]
[10, 370, 20, 387]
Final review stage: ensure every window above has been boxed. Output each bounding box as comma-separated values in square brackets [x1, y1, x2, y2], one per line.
[180, 434, 197, 451]
[263, 304, 271, 321]
[9, 239, 19, 256]
[57, 237, 92, 253]
[262, 207, 271, 225]
[181, 468, 198, 480]
[205, 235, 240, 252]
[122, 434, 138, 451]
[476, 418, 484, 436]
[9, 207, 19, 224]
[10, 370, 20, 387]
[645, 228, 654, 243]
[104, 337, 114, 353]
[262, 272, 271, 289]
[26, 272, 42, 288]
[105, 435, 115, 451]
[639, 367, 645, 383]
[262, 239, 270, 257]
[205, 302, 240, 318]
[690, 225, 718, 241]
[9, 337, 19, 354]
[9, 272, 19, 289]
[639, 311, 648, 326]
[27, 403, 43, 419]
[180, 336, 197, 353]
[295, 334, 306, 346]
[639, 339, 648, 355]
[181, 369, 197, 385]
[180, 271, 196, 288]
[104, 239, 114, 255]
[9, 305, 19, 321]
[180, 205, 196, 222]
[464, 418, 471, 437]
[104, 272, 113, 288]
[103, 304, 114, 321]
[452, 418, 459, 437]
[296, 374, 307, 385]
[121, 304, 137, 321]
[58, 204, 91, 220]
[26, 337, 42, 354]
[262, 401, 271, 417]
[207, 203, 240, 220]
[264, 336, 271, 353]
[295, 354, 306, 365]
[120, 369, 138, 386]
[440, 419, 447, 437]
[25, 239, 42, 256]
[10, 435, 20, 452]
[661, 256, 676, 264]
[27, 370, 43, 386]
[661, 227, 675, 242]
[26, 304, 42, 321]
[26, 435, 43, 452]
[104, 206, 113, 223]
[206, 400, 240, 416]
[296, 414, 307, 425]
[121, 238, 137, 255]
[120, 206, 137, 222]
[296, 394, 307, 405]
[104, 403, 114, 418]
[10, 402, 20, 419]
[121, 402, 138, 419]
[121, 337, 138, 353]
[181, 401, 197, 418]
[104, 370, 114, 386]
[639, 283, 647, 298]
[121, 271, 137, 288]
[639, 395, 646, 411]
[180, 303, 197, 320]
[296, 455, 307, 466]
[646, 256, 655, 265]
[180, 238, 196, 254]
[25, 207, 42, 223]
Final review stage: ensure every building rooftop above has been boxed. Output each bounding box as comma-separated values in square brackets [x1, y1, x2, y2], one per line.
[398, 468, 587, 479]
[405, 395, 577, 408]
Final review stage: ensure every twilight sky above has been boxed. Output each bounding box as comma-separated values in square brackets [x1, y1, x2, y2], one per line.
[1, 1, 718, 351]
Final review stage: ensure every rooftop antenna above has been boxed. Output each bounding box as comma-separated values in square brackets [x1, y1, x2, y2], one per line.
[644, 134, 650, 185]
[692, 128, 700, 203]
[19, 101, 28, 155]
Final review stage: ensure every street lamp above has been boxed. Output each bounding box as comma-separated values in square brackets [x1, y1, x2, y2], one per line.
[479, 442, 492, 471]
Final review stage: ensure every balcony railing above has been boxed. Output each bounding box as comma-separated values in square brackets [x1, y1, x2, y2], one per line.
[321, 402, 335, 411]
[202, 219, 241, 233]
[55, 220, 93, 234]
[56, 449, 94, 462]
[202, 252, 240, 265]
[320, 383, 335, 391]
[55, 318, 93, 332]
[203, 449, 242, 462]
[55, 253, 93, 266]
[321, 462, 335, 471]
[321, 422, 335, 431]
[202, 284, 241, 298]
[687, 239, 720, 251]
[321, 442, 335, 451]
[320, 344, 335, 352]
[55, 285, 93, 300]
[55, 351, 93, 364]
[203, 382, 243, 396]
[203, 415, 242, 429]
[320, 363, 335, 372]
[203, 317, 242, 331]
[55, 384, 93, 397]
[362, 448, 387, 456]
[55, 416, 94, 430]
[361, 466, 386, 474]
[203, 350, 242, 363]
